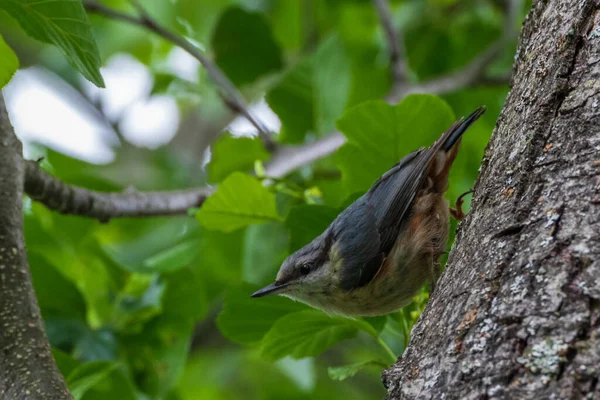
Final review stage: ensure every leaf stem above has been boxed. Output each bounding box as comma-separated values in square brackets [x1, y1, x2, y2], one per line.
[400, 311, 410, 350]
[84, 0, 275, 150]
[376, 336, 397, 363]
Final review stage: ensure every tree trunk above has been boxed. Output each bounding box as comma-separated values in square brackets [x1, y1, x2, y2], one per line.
[0, 94, 71, 399]
[383, 1, 600, 399]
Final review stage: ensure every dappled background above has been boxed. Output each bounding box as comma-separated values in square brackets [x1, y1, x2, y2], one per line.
[1, 0, 526, 398]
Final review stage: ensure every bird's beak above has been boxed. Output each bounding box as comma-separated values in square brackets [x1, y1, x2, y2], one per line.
[251, 282, 290, 298]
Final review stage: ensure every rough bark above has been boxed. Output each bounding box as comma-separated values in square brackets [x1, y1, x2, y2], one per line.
[0, 94, 71, 399]
[384, 0, 600, 399]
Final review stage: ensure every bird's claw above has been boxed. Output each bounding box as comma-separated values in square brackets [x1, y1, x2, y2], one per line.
[450, 189, 474, 221]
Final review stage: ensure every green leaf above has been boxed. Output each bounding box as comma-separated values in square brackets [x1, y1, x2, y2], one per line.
[112, 274, 165, 334]
[270, 0, 302, 51]
[25, 204, 123, 328]
[260, 310, 362, 361]
[364, 315, 388, 335]
[151, 72, 178, 95]
[72, 328, 117, 363]
[404, 4, 501, 80]
[337, 2, 378, 48]
[216, 282, 305, 345]
[45, 319, 117, 362]
[327, 360, 388, 381]
[195, 227, 245, 298]
[207, 135, 269, 183]
[0, 34, 18, 88]
[284, 205, 339, 252]
[212, 6, 283, 85]
[142, 239, 200, 273]
[68, 362, 118, 399]
[267, 35, 351, 144]
[52, 348, 81, 379]
[347, 48, 390, 107]
[99, 218, 199, 274]
[276, 357, 315, 392]
[121, 316, 194, 397]
[162, 267, 208, 320]
[0, 0, 104, 87]
[29, 244, 118, 329]
[334, 143, 377, 195]
[242, 222, 289, 286]
[381, 311, 410, 355]
[314, 35, 351, 134]
[335, 95, 456, 194]
[29, 252, 86, 321]
[266, 58, 314, 143]
[43, 150, 120, 191]
[67, 361, 135, 400]
[196, 172, 282, 232]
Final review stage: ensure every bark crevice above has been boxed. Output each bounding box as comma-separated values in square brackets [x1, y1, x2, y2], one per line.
[384, 1, 600, 399]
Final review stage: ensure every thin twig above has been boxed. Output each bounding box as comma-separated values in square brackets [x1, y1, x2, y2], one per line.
[24, 161, 213, 222]
[265, 133, 346, 178]
[77, 86, 127, 144]
[83, 0, 276, 150]
[83, 0, 512, 180]
[34, 66, 126, 144]
[505, 0, 524, 41]
[265, 2, 518, 177]
[22, 0, 513, 220]
[387, 42, 503, 102]
[265, 43, 508, 178]
[374, 0, 408, 90]
[479, 73, 513, 87]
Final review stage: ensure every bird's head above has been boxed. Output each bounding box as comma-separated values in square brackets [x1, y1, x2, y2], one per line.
[251, 232, 338, 307]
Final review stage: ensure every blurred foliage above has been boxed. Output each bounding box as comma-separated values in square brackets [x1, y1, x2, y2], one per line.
[212, 7, 283, 86]
[0, 0, 528, 398]
[207, 135, 269, 183]
[0, 0, 104, 86]
[336, 95, 455, 194]
[0, 33, 18, 86]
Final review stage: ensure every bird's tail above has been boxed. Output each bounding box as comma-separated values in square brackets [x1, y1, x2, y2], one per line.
[440, 106, 487, 152]
[429, 106, 486, 193]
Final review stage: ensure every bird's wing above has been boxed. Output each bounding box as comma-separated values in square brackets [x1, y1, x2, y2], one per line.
[367, 148, 436, 254]
[333, 149, 436, 291]
[368, 108, 485, 254]
[332, 201, 385, 291]
[333, 108, 486, 291]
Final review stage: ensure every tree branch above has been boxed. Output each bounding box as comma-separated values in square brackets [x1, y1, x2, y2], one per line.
[24, 161, 213, 222]
[386, 42, 503, 102]
[265, 2, 518, 178]
[374, 0, 408, 91]
[0, 95, 72, 399]
[264, 133, 346, 178]
[264, 42, 507, 178]
[22, 0, 511, 218]
[83, 0, 276, 151]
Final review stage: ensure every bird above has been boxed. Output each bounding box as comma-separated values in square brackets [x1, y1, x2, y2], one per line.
[251, 106, 486, 316]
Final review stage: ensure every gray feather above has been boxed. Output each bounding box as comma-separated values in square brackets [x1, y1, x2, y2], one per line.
[327, 107, 486, 292]
[332, 199, 382, 291]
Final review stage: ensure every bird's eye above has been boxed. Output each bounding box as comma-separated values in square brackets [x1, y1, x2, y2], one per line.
[300, 263, 312, 275]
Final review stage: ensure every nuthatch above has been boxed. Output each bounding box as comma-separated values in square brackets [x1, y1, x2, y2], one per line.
[252, 107, 486, 316]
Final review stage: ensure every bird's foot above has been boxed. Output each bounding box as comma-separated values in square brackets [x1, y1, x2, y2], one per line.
[449, 189, 474, 221]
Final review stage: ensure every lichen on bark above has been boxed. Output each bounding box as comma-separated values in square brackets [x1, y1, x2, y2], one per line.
[384, 1, 600, 399]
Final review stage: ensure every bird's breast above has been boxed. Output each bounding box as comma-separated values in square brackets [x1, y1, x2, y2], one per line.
[314, 193, 450, 316]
